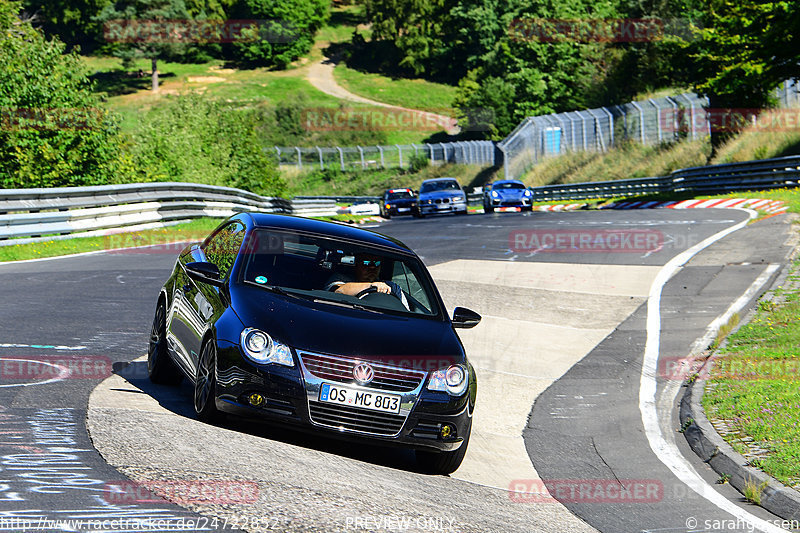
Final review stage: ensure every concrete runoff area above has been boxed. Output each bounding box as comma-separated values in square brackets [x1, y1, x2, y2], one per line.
[428, 261, 660, 490]
[87, 260, 662, 532]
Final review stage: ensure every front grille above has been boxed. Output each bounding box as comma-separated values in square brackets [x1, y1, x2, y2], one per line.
[434, 198, 450, 204]
[300, 352, 425, 392]
[308, 401, 406, 436]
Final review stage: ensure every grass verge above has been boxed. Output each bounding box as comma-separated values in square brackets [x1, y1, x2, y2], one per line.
[333, 63, 458, 116]
[702, 256, 800, 489]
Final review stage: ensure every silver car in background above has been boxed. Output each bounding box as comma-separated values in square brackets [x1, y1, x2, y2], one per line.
[414, 178, 468, 217]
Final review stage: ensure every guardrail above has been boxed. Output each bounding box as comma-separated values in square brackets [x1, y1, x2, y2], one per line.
[2, 155, 797, 245]
[0, 183, 336, 246]
[526, 155, 800, 202]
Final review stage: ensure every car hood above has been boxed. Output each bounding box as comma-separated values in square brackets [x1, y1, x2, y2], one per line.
[419, 190, 463, 200]
[494, 189, 527, 199]
[231, 286, 464, 366]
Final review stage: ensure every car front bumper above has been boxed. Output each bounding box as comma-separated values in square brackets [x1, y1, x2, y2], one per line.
[214, 343, 473, 452]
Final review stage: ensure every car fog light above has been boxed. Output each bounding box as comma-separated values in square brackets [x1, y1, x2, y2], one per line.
[248, 393, 265, 407]
[440, 424, 455, 439]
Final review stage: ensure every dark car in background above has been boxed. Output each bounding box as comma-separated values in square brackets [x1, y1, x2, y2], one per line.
[483, 180, 533, 212]
[415, 178, 468, 217]
[380, 188, 417, 218]
[148, 213, 481, 474]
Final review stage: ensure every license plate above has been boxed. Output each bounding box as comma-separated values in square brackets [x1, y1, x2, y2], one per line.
[398, 208, 409, 212]
[319, 383, 401, 414]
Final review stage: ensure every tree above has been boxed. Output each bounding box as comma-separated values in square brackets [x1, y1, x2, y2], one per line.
[96, 0, 191, 91]
[230, 0, 329, 68]
[0, 0, 129, 188]
[688, 0, 800, 149]
[22, 0, 113, 52]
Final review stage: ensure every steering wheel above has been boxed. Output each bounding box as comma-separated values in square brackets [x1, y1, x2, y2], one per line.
[355, 286, 379, 299]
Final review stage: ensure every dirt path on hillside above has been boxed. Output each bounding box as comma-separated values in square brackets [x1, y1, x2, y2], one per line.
[306, 56, 459, 135]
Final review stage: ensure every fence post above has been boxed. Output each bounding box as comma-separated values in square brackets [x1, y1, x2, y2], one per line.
[440, 143, 448, 163]
[580, 112, 588, 151]
[377, 145, 385, 168]
[665, 97, 679, 141]
[337, 147, 345, 170]
[648, 99, 662, 142]
[600, 108, 613, 147]
[568, 113, 578, 151]
[679, 94, 696, 140]
[357, 146, 365, 169]
[630, 101, 645, 144]
[498, 144, 509, 179]
[316, 146, 324, 170]
[295, 147, 302, 169]
[396, 144, 403, 168]
[428, 143, 435, 164]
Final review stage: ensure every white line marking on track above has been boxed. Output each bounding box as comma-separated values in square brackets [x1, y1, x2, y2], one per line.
[0, 343, 86, 350]
[0, 358, 71, 387]
[639, 208, 785, 533]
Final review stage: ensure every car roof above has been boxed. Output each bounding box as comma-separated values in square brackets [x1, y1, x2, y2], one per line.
[421, 177, 459, 184]
[493, 179, 525, 186]
[244, 212, 413, 254]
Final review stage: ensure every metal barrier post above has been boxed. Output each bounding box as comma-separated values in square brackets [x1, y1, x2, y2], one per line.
[296, 147, 302, 169]
[648, 99, 662, 142]
[316, 146, 324, 170]
[337, 147, 345, 170]
[630, 101, 645, 144]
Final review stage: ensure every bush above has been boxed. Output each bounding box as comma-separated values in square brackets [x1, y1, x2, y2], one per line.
[129, 94, 285, 196]
[408, 152, 429, 172]
[0, 0, 130, 188]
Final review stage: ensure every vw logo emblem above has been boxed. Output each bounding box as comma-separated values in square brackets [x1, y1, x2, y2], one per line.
[353, 362, 374, 385]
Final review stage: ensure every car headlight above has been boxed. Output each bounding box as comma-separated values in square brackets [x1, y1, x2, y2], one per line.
[240, 328, 294, 367]
[453, 195, 466, 203]
[524, 190, 532, 197]
[491, 191, 499, 198]
[427, 365, 468, 396]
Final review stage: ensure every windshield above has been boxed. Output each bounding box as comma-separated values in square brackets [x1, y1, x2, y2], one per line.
[387, 191, 414, 200]
[495, 182, 526, 190]
[239, 229, 441, 317]
[420, 180, 460, 194]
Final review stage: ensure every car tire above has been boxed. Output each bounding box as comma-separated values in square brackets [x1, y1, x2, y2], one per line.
[147, 302, 183, 385]
[194, 340, 220, 422]
[484, 203, 494, 213]
[522, 205, 533, 212]
[380, 206, 390, 219]
[416, 419, 472, 475]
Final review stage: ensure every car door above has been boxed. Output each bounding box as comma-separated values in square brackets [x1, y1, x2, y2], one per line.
[170, 221, 245, 376]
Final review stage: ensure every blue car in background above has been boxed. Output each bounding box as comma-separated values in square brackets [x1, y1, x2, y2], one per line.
[482, 180, 533, 212]
[415, 178, 468, 217]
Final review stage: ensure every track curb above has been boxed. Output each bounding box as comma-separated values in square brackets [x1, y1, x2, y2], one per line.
[679, 254, 800, 522]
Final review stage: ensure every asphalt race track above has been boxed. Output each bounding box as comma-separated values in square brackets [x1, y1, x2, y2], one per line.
[0, 208, 796, 533]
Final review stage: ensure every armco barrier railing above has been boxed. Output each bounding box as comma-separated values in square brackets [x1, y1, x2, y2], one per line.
[0, 183, 338, 246]
[526, 155, 800, 202]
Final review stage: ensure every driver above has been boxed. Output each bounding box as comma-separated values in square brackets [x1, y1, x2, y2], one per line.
[325, 253, 410, 310]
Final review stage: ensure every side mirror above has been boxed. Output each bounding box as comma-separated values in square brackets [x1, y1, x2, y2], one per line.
[452, 307, 481, 329]
[185, 261, 223, 287]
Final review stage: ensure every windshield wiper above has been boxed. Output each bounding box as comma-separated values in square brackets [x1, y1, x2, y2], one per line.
[244, 281, 311, 301]
[312, 298, 381, 313]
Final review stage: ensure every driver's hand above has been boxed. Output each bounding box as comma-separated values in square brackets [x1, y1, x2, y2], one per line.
[371, 282, 391, 294]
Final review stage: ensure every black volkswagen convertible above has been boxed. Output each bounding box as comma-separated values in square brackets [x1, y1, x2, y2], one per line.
[148, 213, 481, 474]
